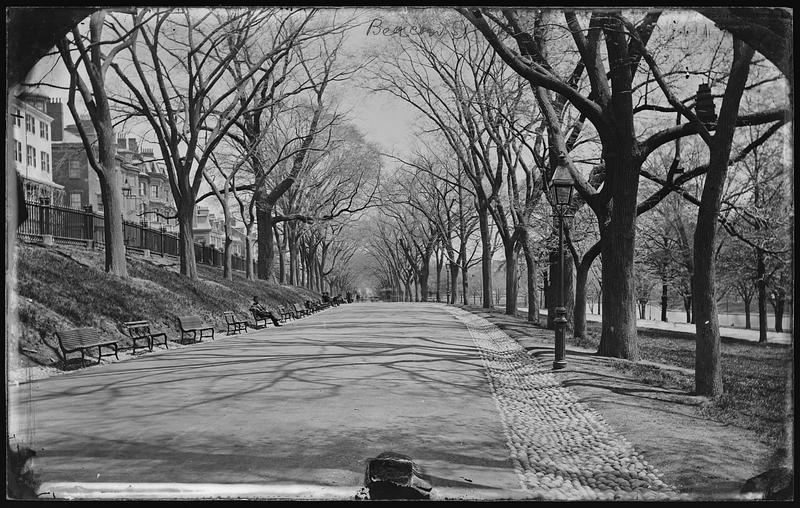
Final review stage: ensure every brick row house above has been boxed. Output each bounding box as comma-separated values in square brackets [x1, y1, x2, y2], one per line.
[11, 92, 64, 205]
[14, 90, 252, 261]
[48, 101, 179, 232]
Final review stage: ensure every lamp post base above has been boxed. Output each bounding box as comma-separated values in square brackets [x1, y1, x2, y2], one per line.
[553, 307, 567, 370]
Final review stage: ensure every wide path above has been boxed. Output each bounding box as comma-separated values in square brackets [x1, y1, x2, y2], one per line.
[9, 303, 522, 499]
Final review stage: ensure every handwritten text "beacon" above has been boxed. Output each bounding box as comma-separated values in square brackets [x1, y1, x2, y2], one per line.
[366, 18, 468, 39]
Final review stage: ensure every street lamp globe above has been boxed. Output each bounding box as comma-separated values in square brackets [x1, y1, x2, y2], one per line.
[551, 159, 575, 207]
[122, 178, 132, 198]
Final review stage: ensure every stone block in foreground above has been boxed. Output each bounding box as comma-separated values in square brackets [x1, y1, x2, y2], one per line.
[363, 451, 432, 500]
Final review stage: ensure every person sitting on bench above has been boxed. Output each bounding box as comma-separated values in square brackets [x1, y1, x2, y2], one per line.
[250, 296, 283, 327]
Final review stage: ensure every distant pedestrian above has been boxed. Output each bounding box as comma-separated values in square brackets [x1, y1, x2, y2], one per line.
[250, 296, 282, 327]
[346, 291, 352, 303]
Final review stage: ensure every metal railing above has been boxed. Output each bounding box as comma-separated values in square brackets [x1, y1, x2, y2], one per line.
[18, 200, 248, 272]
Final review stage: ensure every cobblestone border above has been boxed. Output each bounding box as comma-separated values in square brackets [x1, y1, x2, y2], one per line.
[448, 306, 679, 501]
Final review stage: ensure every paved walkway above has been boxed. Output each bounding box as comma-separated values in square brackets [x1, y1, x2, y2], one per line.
[10, 303, 678, 500]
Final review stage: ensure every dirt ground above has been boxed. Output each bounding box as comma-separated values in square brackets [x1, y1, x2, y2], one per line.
[467, 307, 785, 500]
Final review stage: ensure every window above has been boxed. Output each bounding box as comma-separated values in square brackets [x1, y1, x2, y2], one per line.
[151, 185, 159, 199]
[96, 194, 104, 213]
[25, 114, 35, 134]
[68, 159, 82, 178]
[13, 108, 22, 127]
[26, 146, 36, 167]
[70, 193, 82, 209]
[139, 181, 147, 196]
[41, 152, 50, 172]
[14, 141, 23, 162]
[39, 121, 49, 140]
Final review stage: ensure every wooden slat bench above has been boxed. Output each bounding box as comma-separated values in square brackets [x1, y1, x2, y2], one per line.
[293, 302, 309, 318]
[223, 311, 249, 335]
[123, 320, 168, 354]
[178, 315, 215, 343]
[250, 309, 269, 328]
[57, 327, 119, 367]
[278, 305, 293, 322]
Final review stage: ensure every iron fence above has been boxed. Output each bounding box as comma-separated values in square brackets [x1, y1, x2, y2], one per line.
[19, 200, 248, 272]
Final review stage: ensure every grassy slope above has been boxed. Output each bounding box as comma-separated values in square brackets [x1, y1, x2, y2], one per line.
[13, 243, 320, 368]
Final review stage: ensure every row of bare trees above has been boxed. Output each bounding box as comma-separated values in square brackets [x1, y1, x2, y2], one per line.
[51, 8, 380, 294]
[365, 8, 791, 397]
[42, 8, 791, 398]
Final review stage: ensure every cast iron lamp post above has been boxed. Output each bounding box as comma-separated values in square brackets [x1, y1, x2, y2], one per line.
[551, 156, 575, 370]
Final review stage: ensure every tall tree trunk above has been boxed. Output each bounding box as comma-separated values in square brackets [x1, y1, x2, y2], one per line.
[743, 295, 752, 329]
[574, 262, 589, 339]
[278, 225, 287, 284]
[245, 230, 255, 281]
[449, 262, 459, 305]
[757, 250, 768, 342]
[97, 168, 127, 277]
[504, 242, 519, 315]
[222, 207, 232, 280]
[694, 39, 754, 397]
[178, 203, 197, 279]
[256, 198, 274, 281]
[772, 293, 785, 332]
[684, 295, 692, 323]
[573, 243, 601, 339]
[522, 235, 539, 324]
[661, 282, 668, 322]
[478, 208, 493, 308]
[435, 250, 443, 302]
[597, 155, 639, 361]
[461, 265, 469, 306]
[419, 256, 430, 302]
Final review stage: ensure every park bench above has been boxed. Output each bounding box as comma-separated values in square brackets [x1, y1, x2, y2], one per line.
[57, 327, 119, 367]
[123, 320, 168, 354]
[250, 308, 268, 328]
[278, 305, 293, 322]
[293, 302, 309, 318]
[223, 311, 249, 335]
[178, 315, 215, 343]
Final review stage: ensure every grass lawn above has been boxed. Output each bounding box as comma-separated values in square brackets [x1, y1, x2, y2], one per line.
[573, 321, 793, 460]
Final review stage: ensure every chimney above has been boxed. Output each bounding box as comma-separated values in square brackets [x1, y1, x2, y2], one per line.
[46, 98, 63, 141]
[128, 138, 138, 153]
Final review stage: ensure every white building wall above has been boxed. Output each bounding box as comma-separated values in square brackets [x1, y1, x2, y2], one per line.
[12, 99, 57, 187]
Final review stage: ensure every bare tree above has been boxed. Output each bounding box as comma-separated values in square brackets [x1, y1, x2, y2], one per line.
[56, 9, 140, 277]
[462, 8, 790, 364]
[109, 8, 317, 278]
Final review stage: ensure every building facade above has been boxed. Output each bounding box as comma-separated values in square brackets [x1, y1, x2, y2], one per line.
[192, 206, 249, 258]
[11, 93, 64, 205]
[50, 106, 178, 232]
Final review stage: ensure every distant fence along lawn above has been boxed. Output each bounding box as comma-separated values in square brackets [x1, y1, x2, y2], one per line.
[18, 200, 247, 272]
